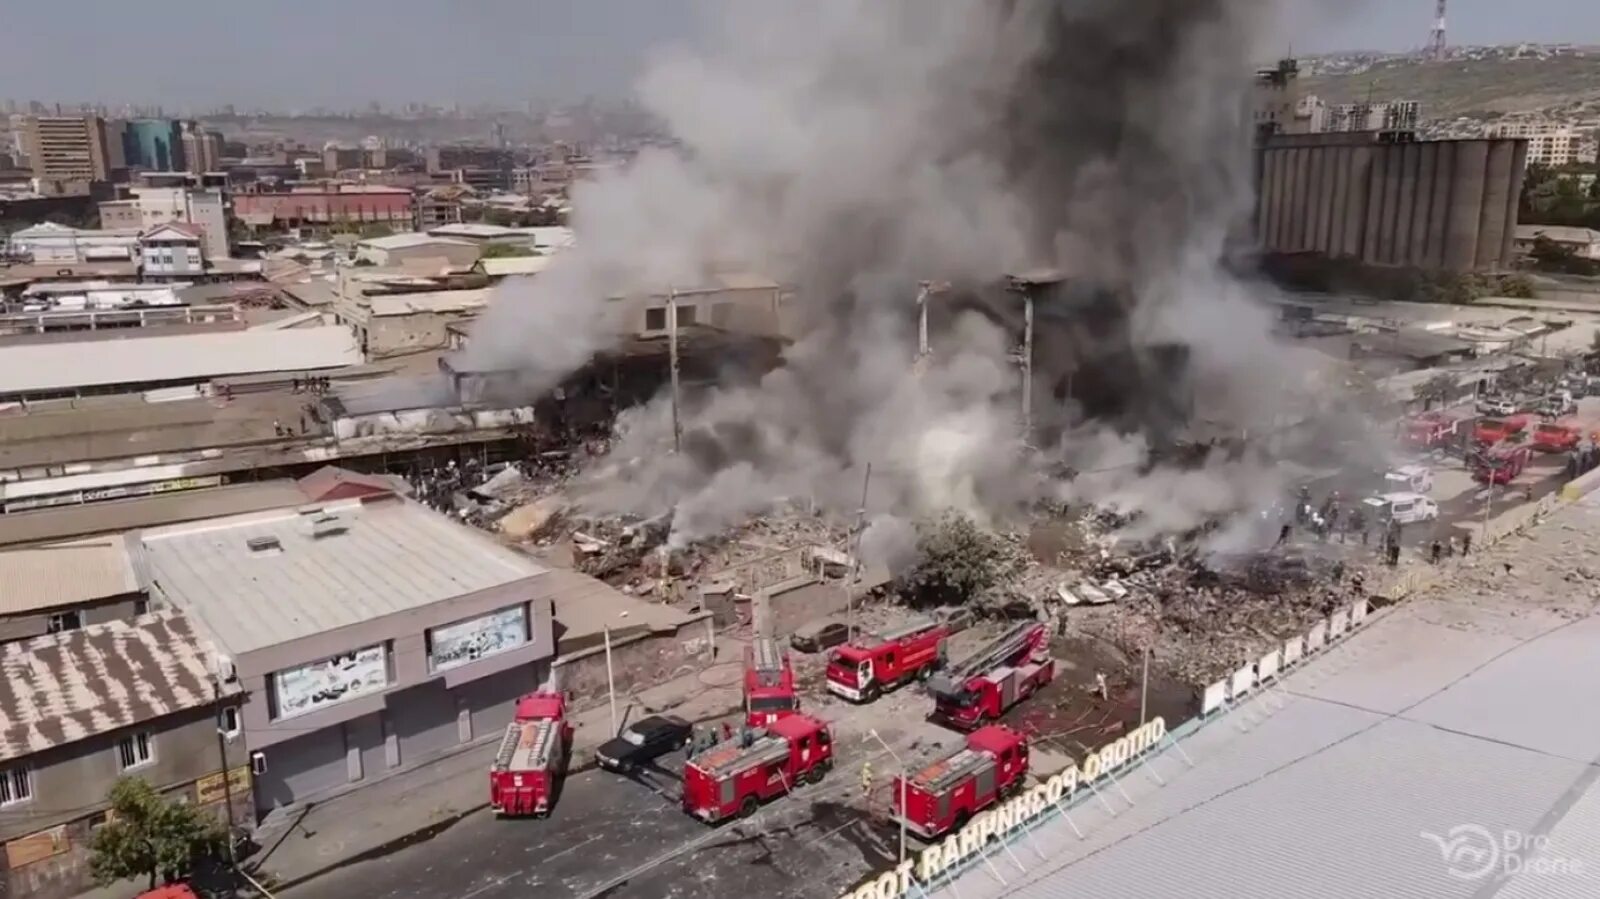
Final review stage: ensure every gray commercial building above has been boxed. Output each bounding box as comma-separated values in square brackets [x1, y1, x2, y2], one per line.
[1254, 133, 1529, 272]
[139, 489, 561, 818]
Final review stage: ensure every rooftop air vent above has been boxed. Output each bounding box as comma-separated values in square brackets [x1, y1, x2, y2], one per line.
[246, 535, 282, 553]
[310, 514, 348, 539]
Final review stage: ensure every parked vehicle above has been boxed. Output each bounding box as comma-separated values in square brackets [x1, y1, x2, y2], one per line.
[681, 713, 834, 824]
[1382, 464, 1434, 494]
[1537, 392, 1578, 417]
[489, 691, 574, 818]
[1532, 419, 1582, 453]
[596, 715, 693, 773]
[931, 606, 976, 634]
[1401, 412, 1460, 450]
[826, 618, 949, 703]
[744, 638, 798, 728]
[1361, 492, 1440, 525]
[1473, 445, 1532, 486]
[892, 725, 1029, 840]
[1474, 414, 1529, 446]
[1476, 396, 1518, 417]
[929, 621, 1055, 730]
[790, 621, 850, 654]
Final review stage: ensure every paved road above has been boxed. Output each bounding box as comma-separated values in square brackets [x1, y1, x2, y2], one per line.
[283, 740, 914, 899]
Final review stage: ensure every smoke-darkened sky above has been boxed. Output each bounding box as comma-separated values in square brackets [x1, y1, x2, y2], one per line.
[1, 0, 1597, 109]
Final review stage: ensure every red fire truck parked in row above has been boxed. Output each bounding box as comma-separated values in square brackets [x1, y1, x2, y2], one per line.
[1401, 411, 1461, 450]
[1532, 419, 1582, 453]
[744, 637, 799, 727]
[929, 621, 1054, 730]
[489, 691, 573, 817]
[681, 713, 835, 824]
[1474, 414, 1530, 446]
[826, 618, 949, 703]
[1473, 444, 1532, 485]
[893, 725, 1030, 840]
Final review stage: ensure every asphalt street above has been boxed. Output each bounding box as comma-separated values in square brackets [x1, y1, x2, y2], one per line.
[284, 745, 908, 899]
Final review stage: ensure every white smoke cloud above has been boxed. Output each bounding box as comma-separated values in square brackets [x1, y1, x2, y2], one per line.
[466, 0, 1373, 561]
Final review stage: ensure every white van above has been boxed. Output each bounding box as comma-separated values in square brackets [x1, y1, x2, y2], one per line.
[1383, 465, 1434, 495]
[1364, 492, 1439, 525]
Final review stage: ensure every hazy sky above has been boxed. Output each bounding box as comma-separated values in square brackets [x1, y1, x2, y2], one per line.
[1, 0, 1598, 109]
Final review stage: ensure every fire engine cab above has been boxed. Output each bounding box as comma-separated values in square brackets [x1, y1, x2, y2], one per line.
[1473, 444, 1531, 485]
[681, 714, 834, 824]
[929, 621, 1054, 730]
[489, 691, 573, 817]
[893, 725, 1030, 840]
[826, 618, 949, 703]
[744, 637, 799, 727]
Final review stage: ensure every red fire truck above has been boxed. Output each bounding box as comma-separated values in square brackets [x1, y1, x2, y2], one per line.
[893, 725, 1030, 840]
[1472, 444, 1532, 485]
[825, 618, 949, 703]
[1474, 414, 1529, 446]
[929, 621, 1054, 730]
[489, 691, 573, 817]
[1401, 411, 1460, 450]
[744, 637, 798, 727]
[1532, 419, 1582, 453]
[681, 713, 834, 824]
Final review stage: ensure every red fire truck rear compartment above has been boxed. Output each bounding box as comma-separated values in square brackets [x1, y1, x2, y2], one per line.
[893, 725, 1030, 840]
[929, 622, 1054, 730]
[681, 714, 834, 824]
[489, 692, 572, 818]
[825, 619, 948, 704]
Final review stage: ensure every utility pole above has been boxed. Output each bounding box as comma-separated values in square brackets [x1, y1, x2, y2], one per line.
[915, 281, 931, 360]
[845, 464, 872, 641]
[1139, 645, 1150, 728]
[604, 625, 618, 735]
[1427, 0, 1448, 62]
[212, 675, 238, 869]
[1022, 293, 1034, 437]
[668, 289, 681, 454]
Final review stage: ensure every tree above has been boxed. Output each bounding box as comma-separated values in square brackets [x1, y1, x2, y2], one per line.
[899, 511, 1027, 607]
[481, 242, 537, 259]
[89, 777, 226, 890]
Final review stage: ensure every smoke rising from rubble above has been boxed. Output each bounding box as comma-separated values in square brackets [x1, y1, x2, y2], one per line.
[467, 0, 1362, 559]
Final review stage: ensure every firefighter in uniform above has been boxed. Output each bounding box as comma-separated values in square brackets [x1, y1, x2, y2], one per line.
[860, 762, 873, 802]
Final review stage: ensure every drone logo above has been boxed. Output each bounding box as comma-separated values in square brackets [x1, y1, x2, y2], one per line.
[1420, 825, 1499, 881]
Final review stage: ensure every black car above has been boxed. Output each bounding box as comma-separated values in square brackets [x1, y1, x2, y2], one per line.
[790, 621, 851, 654]
[596, 715, 692, 772]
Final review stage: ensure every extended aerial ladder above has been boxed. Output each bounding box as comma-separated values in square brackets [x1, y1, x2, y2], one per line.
[928, 621, 1053, 730]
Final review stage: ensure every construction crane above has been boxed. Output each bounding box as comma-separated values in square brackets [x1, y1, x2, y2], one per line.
[1426, 0, 1447, 62]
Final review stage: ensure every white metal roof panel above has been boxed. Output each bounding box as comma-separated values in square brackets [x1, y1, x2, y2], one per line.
[140, 497, 546, 654]
[0, 536, 139, 615]
[0, 326, 361, 395]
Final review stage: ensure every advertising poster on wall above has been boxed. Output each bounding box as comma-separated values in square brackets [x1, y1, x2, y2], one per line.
[274, 644, 388, 719]
[428, 605, 528, 673]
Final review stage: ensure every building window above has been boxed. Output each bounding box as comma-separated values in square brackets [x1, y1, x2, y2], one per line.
[712, 302, 734, 328]
[219, 706, 241, 739]
[47, 611, 82, 634]
[134, 598, 149, 615]
[0, 767, 32, 806]
[675, 304, 698, 326]
[117, 732, 155, 771]
[644, 306, 666, 331]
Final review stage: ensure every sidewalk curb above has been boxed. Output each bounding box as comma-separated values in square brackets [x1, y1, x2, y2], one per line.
[259, 702, 742, 892]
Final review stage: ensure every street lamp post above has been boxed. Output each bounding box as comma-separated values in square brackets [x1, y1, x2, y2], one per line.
[868, 729, 907, 864]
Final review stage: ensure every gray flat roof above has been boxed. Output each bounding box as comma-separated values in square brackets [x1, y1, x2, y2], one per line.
[141, 496, 548, 654]
[944, 494, 1600, 899]
[0, 481, 309, 548]
[0, 326, 361, 395]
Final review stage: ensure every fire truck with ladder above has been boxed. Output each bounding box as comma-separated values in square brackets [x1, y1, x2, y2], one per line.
[489, 691, 573, 817]
[825, 618, 949, 703]
[681, 713, 835, 824]
[744, 637, 799, 727]
[929, 621, 1054, 730]
[893, 725, 1030, 839]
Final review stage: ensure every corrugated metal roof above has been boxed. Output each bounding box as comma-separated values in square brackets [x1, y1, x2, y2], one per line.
[141, 496, 548, 654]
[0, 481, 309, 549]
[359, 233, 476, 251]
[0, 611, 231, 758]
[478, 256, 551, 277]
[0, 536, 139, 615]
[368, 288, 491, 317]
[0, 326, 361, 395]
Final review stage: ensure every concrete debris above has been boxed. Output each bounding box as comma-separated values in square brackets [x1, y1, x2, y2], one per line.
[497, 493, 571, 540]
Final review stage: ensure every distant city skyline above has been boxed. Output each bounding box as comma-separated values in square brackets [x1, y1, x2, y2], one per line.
[1, 0, 1598, 110]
